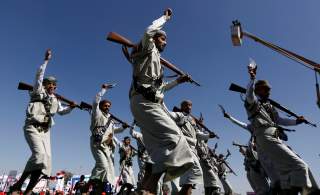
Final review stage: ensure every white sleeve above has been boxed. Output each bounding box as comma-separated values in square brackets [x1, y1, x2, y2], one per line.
[246, 79, 257, 105]
[163, 80, 179, 92]
[228, 115, 250, 131]
[34, 61, 48, 93]
[92, 88, 106, 115]
[113, 125, 126, 134]
[142, 15, 168, 49]
[130, 129, 142, 140]
[196, 131, 210, 141]
[113, 136, 122, 147]
[274, 111, 297, 126]
[57, 100, 73, 115]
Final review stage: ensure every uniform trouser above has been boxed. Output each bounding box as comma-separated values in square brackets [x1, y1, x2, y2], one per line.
[24, 125, 51, 176]
[179, 151, 203, 186]
[90, 139, 115, 186]
[130, 95, 193, 182]
[246, 168, 270, 195]
[257, 148, 280, 188]
[121, 164, 135, 186]
[219, 175, 233, 195]
[285, 144, 319, 190]
[255, 127, 311, 189]
[200, 161, 220, 189]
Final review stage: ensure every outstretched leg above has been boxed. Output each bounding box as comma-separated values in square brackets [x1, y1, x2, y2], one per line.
[9, 171, 31, 193]
[23, 170, 42, 195]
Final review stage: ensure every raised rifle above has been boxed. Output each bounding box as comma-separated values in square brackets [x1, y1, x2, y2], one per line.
[79, 101, 133, 128]
[231, 20, 320, 108]
[232, 141, 248, 148]
[173, 106, 219, 139]
[106, 32, 201, 86]
[229, 83, 317, 127]
[18, 82, 81, 109]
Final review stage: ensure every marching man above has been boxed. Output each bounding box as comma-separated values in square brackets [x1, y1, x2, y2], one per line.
[215, 154, 233, 195]
[129, 8, 194, 194]
[88, 83, 129, 194]
[10, 50, 76, 195]
[129, 125, 151, 190]
[171, 100, 216, 195]
[245, 63, 317, 194]
[196, 140, 221, 195]
[117, 136, 137, 194]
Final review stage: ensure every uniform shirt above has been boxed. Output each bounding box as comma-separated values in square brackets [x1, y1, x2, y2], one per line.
[25, 61, 72, 128]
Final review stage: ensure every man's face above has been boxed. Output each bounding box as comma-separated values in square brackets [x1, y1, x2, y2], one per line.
[101, 102, 111, 113]
[154, 35, 167, 52]
[124, 138, 131, 146]
[181, 102, 192, 114]
[255, 86, 270, 100]
[44, 82, 56, 95]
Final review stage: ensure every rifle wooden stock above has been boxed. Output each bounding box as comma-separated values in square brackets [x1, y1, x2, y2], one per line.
[80, 101, 132, 128]
[107, 32, 136, 48]
[229, 83, 316, 127]
[173, 106, 219, 139]
[18, 82, 81, 109]
[107, 31, 201, 86]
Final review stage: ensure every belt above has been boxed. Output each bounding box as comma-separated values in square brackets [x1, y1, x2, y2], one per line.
[30, 121, 49, 131]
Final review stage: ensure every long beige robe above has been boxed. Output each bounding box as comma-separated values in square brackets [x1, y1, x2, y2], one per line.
[24, 61, 72, 176]
[129, 15, 193, 182]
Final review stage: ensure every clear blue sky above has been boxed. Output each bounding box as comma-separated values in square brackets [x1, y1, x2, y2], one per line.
[1, 0, 320, 194]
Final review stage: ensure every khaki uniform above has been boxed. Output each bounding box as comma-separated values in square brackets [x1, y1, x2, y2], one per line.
[24, 62, 73, 177]
[170, 112, 209, 187]
[243, 146, 270, 195]
[89, 88, 125, 186]
[118, 142, 137, 186]
[227, 113, 281, 188]
[129, 15, 193, 181]
[196, 140, 220, 193]
[217, 162, 233, 195]
[130, 129, 151, 184]
[245, 78, 313, 189]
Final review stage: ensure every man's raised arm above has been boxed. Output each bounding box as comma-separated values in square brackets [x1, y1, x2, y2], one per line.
[34, 49, 51, 93]
[141, 9, 172, 49]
